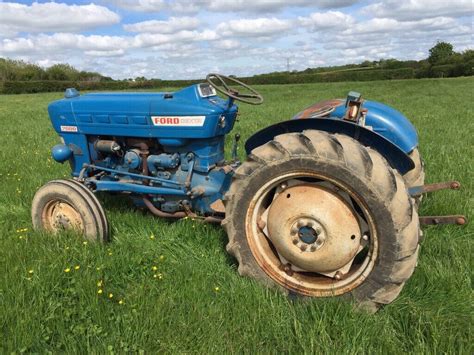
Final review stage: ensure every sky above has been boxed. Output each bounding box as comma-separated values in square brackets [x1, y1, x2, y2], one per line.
[0, 0, 472, 79]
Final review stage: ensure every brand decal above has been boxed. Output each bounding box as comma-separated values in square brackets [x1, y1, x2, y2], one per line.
[60, 125, 78, 132]
[151, 116, 206, 127]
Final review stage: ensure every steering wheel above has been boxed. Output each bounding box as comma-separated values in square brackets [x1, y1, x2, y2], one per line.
[206, 73, 264, 105]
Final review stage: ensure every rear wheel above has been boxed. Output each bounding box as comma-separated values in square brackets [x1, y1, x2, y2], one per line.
[32, 179, 109, 242]
[223, 131, 419, 312]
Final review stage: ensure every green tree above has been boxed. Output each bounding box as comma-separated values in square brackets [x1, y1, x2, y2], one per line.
[46, 63, 79, 81]
[428, 41, 454, 64]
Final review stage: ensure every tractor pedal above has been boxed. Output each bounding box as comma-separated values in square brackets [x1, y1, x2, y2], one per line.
[419, 215, 467, 225]
[409, 181, 460, 197]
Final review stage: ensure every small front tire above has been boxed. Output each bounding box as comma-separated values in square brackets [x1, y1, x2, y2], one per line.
[32, 179, 109, 242]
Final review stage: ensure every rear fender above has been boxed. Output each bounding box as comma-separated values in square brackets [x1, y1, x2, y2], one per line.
[244, 118, 415, 175]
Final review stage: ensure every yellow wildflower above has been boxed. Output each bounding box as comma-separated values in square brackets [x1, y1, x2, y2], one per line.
[28, 269, 34, 274]
[64, 268, 71, 273]
[83, 241, 88, 246]
[74, 265, 80, 270]
[150, 234, 155, 240]
[97, 280, 103, 287]
[98, 289, 103, 294]
[214, 286, 220, 292]
[118, 299, 124, 305]
[152, 266, 158, 271]
[108, 293, 113, 299]
[159, 255, 165, 261]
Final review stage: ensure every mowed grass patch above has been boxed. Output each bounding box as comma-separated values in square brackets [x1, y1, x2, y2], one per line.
[0, 77, 472, 353]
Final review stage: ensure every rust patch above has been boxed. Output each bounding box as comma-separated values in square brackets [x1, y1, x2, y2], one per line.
[293, 99, 344, 119]
[210, 199, 226, 213]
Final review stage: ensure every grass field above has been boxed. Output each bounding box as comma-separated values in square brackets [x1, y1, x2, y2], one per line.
[0, 77, 472, 353]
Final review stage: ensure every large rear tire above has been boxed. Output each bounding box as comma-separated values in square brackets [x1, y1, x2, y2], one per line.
[223, 131, 420, 312]
[32, 179, 109, 242]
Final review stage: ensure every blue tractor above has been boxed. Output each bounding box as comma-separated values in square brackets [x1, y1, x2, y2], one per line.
[32, 74, 465, 311]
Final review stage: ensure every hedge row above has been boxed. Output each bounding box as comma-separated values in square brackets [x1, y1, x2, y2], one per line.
[1, 63, 472, 94]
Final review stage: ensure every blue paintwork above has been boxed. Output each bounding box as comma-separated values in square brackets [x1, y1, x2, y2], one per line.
[330, 100, 419, 153]
[245, 118, 415, 174]
[46, 85, 420, 217]
[51, 144, 72, 163]
[47, 84, 236, 215]
[48, 85, 238, 140]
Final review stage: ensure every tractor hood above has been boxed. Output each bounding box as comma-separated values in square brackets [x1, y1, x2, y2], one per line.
[47, 84, 238, 140]
[66, 85, 230, 116]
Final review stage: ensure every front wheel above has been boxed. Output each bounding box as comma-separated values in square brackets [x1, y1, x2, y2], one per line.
[32, 179, 109, 242]
[223, 131, 420, 312]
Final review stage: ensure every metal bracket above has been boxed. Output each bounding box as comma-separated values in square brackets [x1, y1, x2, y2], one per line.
[419, 215, 467, 226]
[409, 181, 460, 197]
[413, 180, 467, 226]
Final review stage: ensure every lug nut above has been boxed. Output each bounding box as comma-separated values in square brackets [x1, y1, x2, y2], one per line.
[310, 245, 316, 252]
[334, 271, 343, 280]
[300, 244, 307, 251]
[292, 239, 299, 245]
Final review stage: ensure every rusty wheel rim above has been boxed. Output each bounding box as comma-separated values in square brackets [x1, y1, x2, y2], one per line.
[42, 200, 84, 233]
[246, 171, 378, 297]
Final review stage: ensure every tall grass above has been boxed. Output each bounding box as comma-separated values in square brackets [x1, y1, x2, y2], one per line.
[0, 77, 472, 353]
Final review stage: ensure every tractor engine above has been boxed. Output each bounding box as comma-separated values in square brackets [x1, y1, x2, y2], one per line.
[79, 135, 232, 218]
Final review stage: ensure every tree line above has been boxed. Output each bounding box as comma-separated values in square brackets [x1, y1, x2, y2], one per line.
[0, 60, 113, 82]
[0, 41, 472, 94]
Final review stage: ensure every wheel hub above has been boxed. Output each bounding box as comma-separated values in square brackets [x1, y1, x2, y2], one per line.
[264, 183, 362, 274]
[44, 201, 84, 232]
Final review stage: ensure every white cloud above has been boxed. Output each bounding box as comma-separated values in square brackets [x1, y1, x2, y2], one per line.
[217, 18, 292, 38]
[343, 17, 462, 36]
[213, 39, 241, 50]
[0, 2, 120, 34]
[112, 0, 359, 13]
[363, 0, 474, 20]
[0, 30, 219, 58]
[110, 0, 165, 12]
[204, 0, 359, 12]
[0, 0, 472, 80]
[299, 11, 354, 30]
[124, 17, 200, 34]
[85, 49, 126, 57]
[132, 29, 219, 47]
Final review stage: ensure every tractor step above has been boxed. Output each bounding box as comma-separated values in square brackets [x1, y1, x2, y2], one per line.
[409, 180, 460, 197]
[419, 215, 467, 225]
